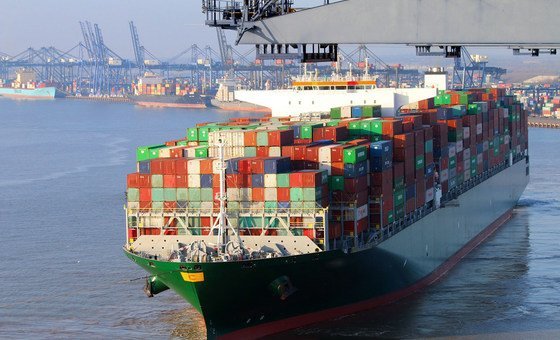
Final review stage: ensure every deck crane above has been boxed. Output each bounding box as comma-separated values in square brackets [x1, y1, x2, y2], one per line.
[202, 0, 560, 61]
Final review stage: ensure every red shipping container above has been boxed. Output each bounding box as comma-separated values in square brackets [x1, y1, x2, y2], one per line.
[324, 126, 349, 142]
[294, 138, 313, 145]
[226, 174, 243, 188]
[139, 188, 151, 201]
[328, 222, 343, 239]
[163, 159, 176, 175]
[416, 180, 426, 207]
[414, 130, 425, 156]
[306, 146, 320, 162]
[393, 145, 414, 162]
[423, 126, 434, 140]
[163, 175, 176, 188]
[150, 159, 165, 174]
[425, 151, 434, 165]
[292, 146, 307, 161]
[331, 162, 345, 176]
[243, 130, 258, 146]
[418, 97, 434, 110]
[382, 119, 403, 137]
[277, 188, 290, 201]
[289, 172, 304, 187]
[139, 201, 151, 210]
[402, 115, 423, 131]
[393, 133, 414, 148]
[175, 174, 187, 187]
[170, 147, 187, 158]
[252, 188, 265, 201]
[344, 175, 368, 193]
[256, 146, 269, 157]
[405, 198, 415, 214]
[301, 170, 323, 187]
[402, 121, 414, 133]
[371, 168, 393, 187]
[330, 145, 346, 162]
[420, 110, 438, 126]
[199, 159, 214, 174]
[268, 129, 294, 146]
[137, 174, 151, 188]
[250, 158, 265, 174]
[393, 161, 404, 181]
[174, 159, 188, 175]
[164, 201, 176, 211]
[313, 127, 325, 141]
[127, 173, 140, 188]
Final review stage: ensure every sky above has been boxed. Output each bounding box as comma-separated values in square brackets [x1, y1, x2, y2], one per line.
[0, 0, 558, 80]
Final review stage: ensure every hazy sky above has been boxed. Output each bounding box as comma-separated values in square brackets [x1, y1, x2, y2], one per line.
[0, 0, 217, 58]
[1, 0, 558, 75]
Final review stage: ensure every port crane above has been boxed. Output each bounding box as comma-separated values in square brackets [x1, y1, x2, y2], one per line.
[203, 0, 560, 60]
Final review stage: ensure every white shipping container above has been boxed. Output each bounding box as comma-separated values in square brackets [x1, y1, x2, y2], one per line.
[185, 147, 198, 158]
[440, 169, 449, 182]
[425, 187, 434, 202]
[477, 153, 483, 164]
[464, 170, 471, 181]
[227, 188, 240, 201]
[200, 202, 213, 213]
[264, 174, 277, 187]
[127, 202, 139, 210]
[463, 127, 470, 139]
[250, 202, 264, 210]
[318, 162, 331, 175]
[502, 108, 509, 118]
[341, 106, 352, 118]
[456, 140, 463, 153]
[504, 135, 510, 144]
[318, 145, 337, 163]
[448, 144, 457, 157]
[188, 174, 201, 187]
[476, 123, 483, 135]
[187, 159, 201, 174]
[463, 148, 471, 159]
[158, 147, 172, 158]
[269, 147, 282, 157]
[343, 204, 368, 220]
[208, 130, 245, 147]
[464, 159, 471, 170]
[240, 201, 252, 210]
[264, 188, 277, 201]
[240, 188, 252, 201]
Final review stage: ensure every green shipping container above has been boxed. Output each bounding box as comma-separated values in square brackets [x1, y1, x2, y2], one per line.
[387, 210, 395, 224]
[291, 201, 304, 211]
[343, 146, 368, 164]
[152, 201, 164, 211]
[195, 146, 208, 158]
[127, 188, 139, 202]
[265, 201, 277, 213]
[198, 127, 210, 142]
[188, 188, 201, 202]
[457, 173, 464, 185]
[151, 174, 163, 188]
[394, 204, 405, 219]
[177, 140, 188, 146]
[329, 176, 344, 191]
[200, 188, 213, 201]
[470, 167, 477, 177]
[449, 156, 457, 168]
[244, 147, 257, 157]
[471, 156, 477, 168]
[177, 188, 188, 201]
[136, 146, 150, 161]
[303, 201, 317, 210]
[290, 188, 304, 202]
[415, 155, 425, 170]
[257, 131, 269, 146]
[348, 121, 362, 136]
[362, 105, 382, 118]
[164, 188, 177, 201]
[425, 139, 433, 153]
[303, 188, 321, 201]
[301, 124, 322, 139]
[394, 176, 405, 190]
[187, 127, 198, 141]
[330, 107, 342, 119]
[394, 189, 405, 207]
[152, 188, 164, 202]
[277, 173, 290, 187]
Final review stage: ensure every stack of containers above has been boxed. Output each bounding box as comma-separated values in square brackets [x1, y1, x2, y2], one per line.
[126, 88, 529, 243]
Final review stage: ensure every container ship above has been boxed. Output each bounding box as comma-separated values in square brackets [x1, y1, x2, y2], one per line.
[123, 87, 529, 339]
[0, 69, 63, 99]
[0, 86, 61, 99]
[130, 72, 210, 109]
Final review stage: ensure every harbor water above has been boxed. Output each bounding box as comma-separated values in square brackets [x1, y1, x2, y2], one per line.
[1, 99, 559, 339]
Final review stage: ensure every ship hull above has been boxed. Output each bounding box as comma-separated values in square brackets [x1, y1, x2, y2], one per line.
[210, 99, 272, 113]
[130, 94, 209, 109]
[0, 87, 61, 99]
[125, 159, 529, 339]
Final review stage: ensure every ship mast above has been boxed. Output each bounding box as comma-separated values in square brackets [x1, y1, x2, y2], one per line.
[211, 138, 238, 253]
